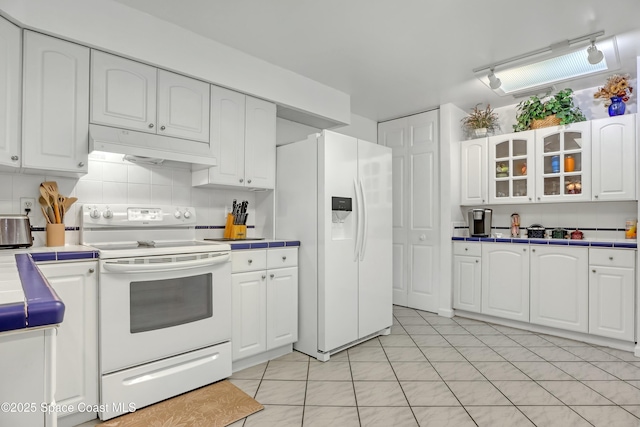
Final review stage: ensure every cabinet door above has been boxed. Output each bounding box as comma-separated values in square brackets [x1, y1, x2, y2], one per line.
[589, 265, 635, 341]
[488, 131, 535, 204]
[453, 255, 481, 312]
[91, 50, 157, 133]
[232, 270, 267, 361]
[460, 138, 488, 205]
[481, 243, 529, 322]
[22, 31, 89, 174]
[157, 70, 210, 142]
[592, 114, 636, 201]
[37, 261, 97, 424]
[208, 85, 246, 186]
[530, 246, 588, 332]
[0, 17, 20, 169]
[245, 96, 276, 189]
[266, 267, 298, 349]
[535, 122, 591, 202]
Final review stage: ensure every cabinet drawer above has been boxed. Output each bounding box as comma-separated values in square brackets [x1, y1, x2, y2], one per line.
[590, 248, 635, 268]
[267, 248, 298, 269]
[453, 242, 481, 257]
[232, 250, 267, 273]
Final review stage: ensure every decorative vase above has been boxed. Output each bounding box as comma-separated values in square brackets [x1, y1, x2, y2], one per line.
[608, 96, 626, 116]
[474, 128, 488, 138]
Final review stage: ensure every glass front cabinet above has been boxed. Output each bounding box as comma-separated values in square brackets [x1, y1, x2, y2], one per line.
[535, 122, 591, 202]
[488, 131, 535, 204]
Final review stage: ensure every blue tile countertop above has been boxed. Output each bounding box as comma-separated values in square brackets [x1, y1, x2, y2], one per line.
[0, 246, 98, 333]
[452, 236, 637, 249]
[224, 239, 301, 250]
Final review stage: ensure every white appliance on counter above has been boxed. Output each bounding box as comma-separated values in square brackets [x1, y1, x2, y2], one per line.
[276, 130, 393, 361]
[81, 204, 231, 420]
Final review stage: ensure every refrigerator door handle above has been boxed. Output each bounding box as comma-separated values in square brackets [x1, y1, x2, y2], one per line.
[359, 179, 368, 261]
[353, 178, 361, 261]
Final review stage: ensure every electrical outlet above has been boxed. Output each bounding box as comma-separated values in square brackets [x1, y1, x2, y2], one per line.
[21, 197, 35, 214]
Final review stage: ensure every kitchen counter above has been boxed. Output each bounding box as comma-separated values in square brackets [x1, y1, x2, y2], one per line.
[451, 236, 637, 248]
[0, 245, 98, 333]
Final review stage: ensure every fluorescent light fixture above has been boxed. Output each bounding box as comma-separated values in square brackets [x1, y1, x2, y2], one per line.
[474, 32, 620, 96]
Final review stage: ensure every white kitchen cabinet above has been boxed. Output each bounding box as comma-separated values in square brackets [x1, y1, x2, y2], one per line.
[589, 249, 635, 341]
[37, 261, 98, 426]
[91, 50, 157, 133]
[231, 247, 298, 362]
[22, 31, 89, 175]
[0, 16, 21, 170]
[488, 131, 535, 204]
[232, 270, 267, 360]
[193, 93, 276, 189]
[452, 242, 481, 313]
[460, 138, 488, 205]
[535, 121, 591, 202]
[530, 246, 588, 333]
[481, 243, 529, 322]
[157, 70, 210, 142]
[591, 114, 636, 201]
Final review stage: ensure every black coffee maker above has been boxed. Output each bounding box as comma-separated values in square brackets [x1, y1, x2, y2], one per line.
[468, 208, 493, 237]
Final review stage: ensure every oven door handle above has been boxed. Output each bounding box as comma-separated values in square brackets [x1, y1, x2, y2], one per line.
[102, 253, 230, 273]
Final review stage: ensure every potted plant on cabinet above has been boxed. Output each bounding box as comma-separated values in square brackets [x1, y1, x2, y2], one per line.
[461, 103, 500, 138]
[513, 88, 586, 132]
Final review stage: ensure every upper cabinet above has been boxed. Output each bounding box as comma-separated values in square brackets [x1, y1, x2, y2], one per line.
[460, 115, 636, 205]
[535, 121, 591, 202]
[22, 31, 90, 176]
[488, 131, 535, 204]
[193, 90, 276, 190]
[591, 114, 636, 201]
[91, 51, 210, 143]
[0, 16, 21, 170]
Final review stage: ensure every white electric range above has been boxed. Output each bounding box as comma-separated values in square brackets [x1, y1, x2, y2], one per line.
[81, 204, 232, 421]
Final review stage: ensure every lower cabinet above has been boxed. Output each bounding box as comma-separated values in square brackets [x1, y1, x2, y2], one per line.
[37, 261, 98, 426]
[481, 243, 530, 322]
[589, 249, 635, 341]
[231, 248, 298, 361]
[452, 242, 481, 313]
[530, 246, 589, 333]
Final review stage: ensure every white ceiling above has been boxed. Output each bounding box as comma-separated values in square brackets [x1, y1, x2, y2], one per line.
[112, 0, 640, 122]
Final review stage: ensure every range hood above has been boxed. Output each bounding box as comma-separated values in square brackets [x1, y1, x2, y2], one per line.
[89, 124, 217, 166]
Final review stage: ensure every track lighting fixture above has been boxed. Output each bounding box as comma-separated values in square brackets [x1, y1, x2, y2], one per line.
[587, 40, 604, 65]
[488, 69, 501, 90]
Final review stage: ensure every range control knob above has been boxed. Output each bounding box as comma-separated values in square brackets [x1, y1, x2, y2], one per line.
[90, 209, 100, 219]
[103, 210, 113, 219]
[184, 211, 192, 219]
[174, 211, 182, 219]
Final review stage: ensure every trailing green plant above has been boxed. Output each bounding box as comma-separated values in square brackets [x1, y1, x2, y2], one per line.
[513, 89, 586, 132]
[461, 103, 500, 133]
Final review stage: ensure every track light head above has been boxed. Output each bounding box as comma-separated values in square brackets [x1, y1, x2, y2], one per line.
[488, 69, 502, 90]
[587, 41, 604, 65]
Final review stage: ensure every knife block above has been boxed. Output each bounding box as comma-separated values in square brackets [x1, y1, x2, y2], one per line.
[223, 213, 246, 240]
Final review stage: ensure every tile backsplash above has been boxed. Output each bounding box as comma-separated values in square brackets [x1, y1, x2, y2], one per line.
[455, 201, 638, 240]
[0, 152, 263, 246]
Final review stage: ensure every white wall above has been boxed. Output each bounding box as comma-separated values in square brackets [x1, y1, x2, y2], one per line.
[0, 0, 350, 126]
[276, 113, 378, 146]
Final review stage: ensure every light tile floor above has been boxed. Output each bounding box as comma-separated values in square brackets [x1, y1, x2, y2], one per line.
[228, 305, 640, 427]
[80, 305, 640, 426]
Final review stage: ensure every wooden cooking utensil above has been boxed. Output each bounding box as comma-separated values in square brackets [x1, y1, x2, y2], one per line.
[41, 206, 51, 224]
[41, 182, 60, 223]
[63, 197, 78, 210]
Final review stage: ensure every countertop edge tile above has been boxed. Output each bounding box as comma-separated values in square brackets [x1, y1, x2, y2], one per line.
[15, 254, 65, 328]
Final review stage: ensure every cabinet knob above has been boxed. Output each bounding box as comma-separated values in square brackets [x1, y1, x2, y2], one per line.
[595, 195, 599, 199]
[239, 178, 244, 183]
[248, 179, 252, 184]
[482, 199, 485, 203]
[532, 248, 535, 252]
[160, 125, 166, 131]
[78, 162, 85, 167]
[248, 259, 252, 264]
[270, 273, 275, 279]
[592, 269, 596, 273]
[537, 197, 541, 200]
[10, 155, 18, 161]
[523, 248, 527, 252]
[261, 274, 266, 280]
[528, 197, 532, 201]
[475, 260, 479, 263]
[148, 123, 154, 128]
[464, 248, 468, 251]
[88, 268, 95, 273]
[282, 256, 287, 261]
[609, 256, 613, 260]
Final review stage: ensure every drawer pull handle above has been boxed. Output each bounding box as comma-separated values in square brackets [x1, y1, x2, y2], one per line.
[609, 256, 613, 260]
[261, 275, 266, 280]
[592, 269, 596, 273]
[523, 248, 526, 252]
[464, 248, 468, 251]
[270, 273, 275, 279]
[475, 260, 479, 263]
[89, 268, 95, 273]
[248, 259, 252, 264]
[282, 256, 287, 261]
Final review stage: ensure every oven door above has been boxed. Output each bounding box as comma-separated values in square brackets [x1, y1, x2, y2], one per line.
[99, 252, 231, 374]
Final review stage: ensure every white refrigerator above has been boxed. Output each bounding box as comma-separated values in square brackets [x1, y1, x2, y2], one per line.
[276, 130, 392, 361]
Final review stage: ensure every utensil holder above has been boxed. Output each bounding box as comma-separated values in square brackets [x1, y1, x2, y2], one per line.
[46, 223, 65, 247]
[229, 225, 247, 240]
